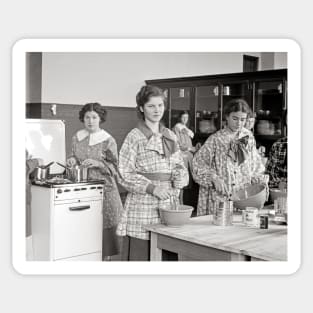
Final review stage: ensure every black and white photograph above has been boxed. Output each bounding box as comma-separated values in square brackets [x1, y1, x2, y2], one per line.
[3, 0, 313, 311]
[12, 39, 300, 275]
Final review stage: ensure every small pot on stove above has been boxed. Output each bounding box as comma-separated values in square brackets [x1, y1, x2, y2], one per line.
[34, 162, 54, 181]
[66, 165, 89, 182]
[56, 162, 89, 182]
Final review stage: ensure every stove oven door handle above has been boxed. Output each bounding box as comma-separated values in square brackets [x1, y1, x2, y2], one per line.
[69, 205, 91, 211]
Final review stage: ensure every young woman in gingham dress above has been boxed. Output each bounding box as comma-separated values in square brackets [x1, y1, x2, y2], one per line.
[117, 85, 189, 261]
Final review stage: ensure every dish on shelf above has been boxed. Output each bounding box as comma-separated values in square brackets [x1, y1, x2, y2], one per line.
[199, 119, 216, 134]
[256, 120, 275, 135]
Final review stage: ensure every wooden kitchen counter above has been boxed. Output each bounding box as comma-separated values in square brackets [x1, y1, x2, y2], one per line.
[145, 214, 287, 261]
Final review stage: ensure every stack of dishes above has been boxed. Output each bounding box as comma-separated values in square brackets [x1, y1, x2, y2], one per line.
[256, 120, 275, 135]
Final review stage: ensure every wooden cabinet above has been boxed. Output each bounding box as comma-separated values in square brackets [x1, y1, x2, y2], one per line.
[146, 69, 287, 155]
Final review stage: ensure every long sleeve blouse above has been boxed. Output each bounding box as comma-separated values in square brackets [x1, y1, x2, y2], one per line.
[265, 136, 287, 188]
[117, 122, 189, 239]
[192, 127, 267, 216]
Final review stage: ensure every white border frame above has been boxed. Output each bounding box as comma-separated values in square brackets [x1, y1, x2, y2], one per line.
[12, 39, 301, 275]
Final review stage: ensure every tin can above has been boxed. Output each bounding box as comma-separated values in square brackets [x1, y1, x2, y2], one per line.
[213, 199, 233, 226]
[244, 207, 259, 228]
[259, 215, 269, 229]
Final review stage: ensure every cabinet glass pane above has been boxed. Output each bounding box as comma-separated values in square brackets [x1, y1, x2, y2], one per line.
[195, 85, 219, 134]
[161, 88, 170, 128]
[254, 80, 284, 136]
[169, 87, 191, 129]
[221, 82, 251, 128]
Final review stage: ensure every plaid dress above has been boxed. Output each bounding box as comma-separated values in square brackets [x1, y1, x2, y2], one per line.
[116, 122, 189, 240]
[265, 137, 287, 188]
[192, 127, 267, 216]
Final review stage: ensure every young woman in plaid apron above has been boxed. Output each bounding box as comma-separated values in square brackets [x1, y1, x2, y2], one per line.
[117, 85, 189, 261]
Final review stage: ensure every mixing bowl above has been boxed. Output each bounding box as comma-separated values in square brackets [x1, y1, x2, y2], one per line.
[159, 205, 193, 227]
[232, 184, 266, 210]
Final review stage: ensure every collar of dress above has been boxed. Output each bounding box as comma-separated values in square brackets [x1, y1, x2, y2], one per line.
[176, 123, 194, 138]
[175, 123, 187, 131]
[76, 129, 111, 146]
[136, 121, 178, 157]
[223, 126, 250, 139]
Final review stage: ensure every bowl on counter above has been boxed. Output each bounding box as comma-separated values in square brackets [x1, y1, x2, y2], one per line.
[159, 205, 193, 227]
[232, 184, 266, 210]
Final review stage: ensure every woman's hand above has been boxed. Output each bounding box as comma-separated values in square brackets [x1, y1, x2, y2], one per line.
[81, 159, 102, 168]
[195, 142, 202, 152]
[153, 186, 172, 200]
[66, 157, 77, 167]
[212, 177, 229, 195]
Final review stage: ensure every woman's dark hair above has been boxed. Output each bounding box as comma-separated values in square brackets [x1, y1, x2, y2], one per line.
[179, 110, 189, 119]
[79, 102, 107, 123]
[247, 111, 257, 119]
[223, 98, 251, 119]
[178, 110, 189, 123]
[136, 85, 166, 119]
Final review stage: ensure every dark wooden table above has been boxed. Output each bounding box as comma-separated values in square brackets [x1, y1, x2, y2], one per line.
[145, 213, 287, 261]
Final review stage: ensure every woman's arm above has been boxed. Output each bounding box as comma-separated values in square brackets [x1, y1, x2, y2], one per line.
[118, 132, 155, 195]
[172, 125, 189, 151]
[192, 136, 219, 187]
[26, 159, 40, 175]
[249, 136, 268, 184]
[98, 136, 119, 176]
[171, 150, 189, 189]
[265, 140, 287, 187]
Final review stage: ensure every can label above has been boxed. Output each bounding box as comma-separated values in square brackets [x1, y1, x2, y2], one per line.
[244, 207, 259, 228]
[260, 215, 269, 229]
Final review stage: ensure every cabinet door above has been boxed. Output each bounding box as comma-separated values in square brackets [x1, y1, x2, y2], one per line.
[254, 80, 285, 136]
[53, 200, 103, 260]
[221, 81, 251, 128]
[168, 87, 192, 130]
[253, 79, 286, 154]
[194, 85, 219, 145]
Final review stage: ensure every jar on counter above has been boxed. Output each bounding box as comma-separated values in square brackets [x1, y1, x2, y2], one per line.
[243, 207, 259, 228]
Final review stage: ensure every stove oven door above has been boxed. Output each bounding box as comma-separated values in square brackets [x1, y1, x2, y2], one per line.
[53, 199, 102, 260]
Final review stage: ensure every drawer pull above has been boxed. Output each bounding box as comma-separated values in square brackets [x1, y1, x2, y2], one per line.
[69, 205, 90, 211]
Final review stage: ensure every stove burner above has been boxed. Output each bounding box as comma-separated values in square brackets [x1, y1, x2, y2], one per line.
[33, 178, 104, 188]
[45, 177, 73, 184]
